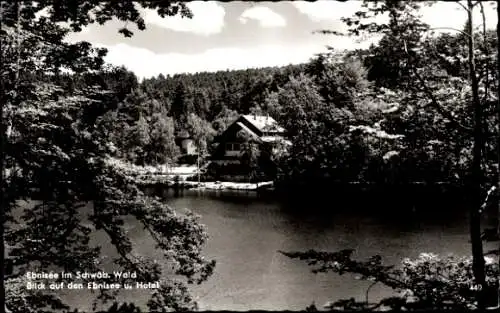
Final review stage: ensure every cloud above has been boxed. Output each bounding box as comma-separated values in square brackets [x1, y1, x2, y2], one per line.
[98, 37, 376, 80]
[142, 1, 225, 36]
[100, 43, 320, 79]
[292, 1, 363, 22]
[292, 1, 387, 36]
[239, 6, 286, 28]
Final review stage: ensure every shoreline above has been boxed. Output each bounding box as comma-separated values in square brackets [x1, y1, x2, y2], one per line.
[105, 158, 275, 192]
[146, 179, 275, 191]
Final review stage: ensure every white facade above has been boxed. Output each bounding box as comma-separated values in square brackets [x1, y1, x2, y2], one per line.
[181, 139, 198, 155]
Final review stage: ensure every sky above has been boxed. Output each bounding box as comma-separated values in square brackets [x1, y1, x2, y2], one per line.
[64, 1, 498, 80]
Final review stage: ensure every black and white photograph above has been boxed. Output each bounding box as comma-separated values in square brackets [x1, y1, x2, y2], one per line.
[2, 0, 500, 311]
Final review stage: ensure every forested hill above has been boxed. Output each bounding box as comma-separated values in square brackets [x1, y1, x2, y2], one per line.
[140, 63, 308, 121]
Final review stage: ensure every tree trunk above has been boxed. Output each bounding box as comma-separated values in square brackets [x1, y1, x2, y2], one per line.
[0, 45, 5, 313]
[496, 1, 500, 308]
[467, 0, 486, 308]
[0, 3, 21, 310]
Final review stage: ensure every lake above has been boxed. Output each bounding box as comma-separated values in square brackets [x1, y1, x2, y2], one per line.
[16, 190, 498, 311]
[171, 190, 494, 311]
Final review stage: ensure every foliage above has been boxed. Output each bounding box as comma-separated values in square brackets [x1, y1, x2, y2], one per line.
[212, 108, 240, 136]
[289, 0, 499, 310]
[0, 1, 192, 37]
[237, 133, 261, 183]
[270, 64, 403, 185]
[185, 113, 216, 156]
[4, 79, 215, 312]
[281, 250, 499, 310]
[2, 2, 217, 313]
[334, 0, 498, 188]
[127, 114, 151, 165]
[148, 111, 180, 165]
[96, 86, 180, 166]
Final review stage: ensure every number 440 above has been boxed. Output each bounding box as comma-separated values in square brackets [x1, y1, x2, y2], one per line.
[469, 284, 483, 291]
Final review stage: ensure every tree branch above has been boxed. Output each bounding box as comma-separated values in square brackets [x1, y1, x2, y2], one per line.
[480, 185, 496, 213]
[428, 27, 471, 38]
[455, 1, 469, 12]
[93, 199, 144, 275]
[472, 1, 482, 9]
[100, 222, 144, 274]
[495, 2, 500, 306]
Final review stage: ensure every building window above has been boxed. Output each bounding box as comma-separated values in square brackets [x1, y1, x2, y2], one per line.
[226, 143, 241, 151]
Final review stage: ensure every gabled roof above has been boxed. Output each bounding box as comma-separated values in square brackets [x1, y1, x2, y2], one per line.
[236, 122, 260, 140]
[241, 114, 285, 133]
[261, 136, 292, 146]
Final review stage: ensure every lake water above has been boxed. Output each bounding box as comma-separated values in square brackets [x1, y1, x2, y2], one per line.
[15, 190, 498, 311]
[172, 190, 494, 311]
